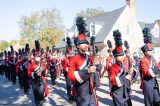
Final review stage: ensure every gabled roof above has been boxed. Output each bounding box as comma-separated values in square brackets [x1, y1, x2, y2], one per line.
[145, 23, 155, 29]
[138, 22, 160, 45]
[68, 6, 126, 41]
[86, 6, 126, 42]
[56, 39, 66, 48]
[139, 22, 155, 30]
[56, 6, 126, 48]
[152, 36, 160, 45]
[56, 38, 75, 49]
[139, 22, 147, 30]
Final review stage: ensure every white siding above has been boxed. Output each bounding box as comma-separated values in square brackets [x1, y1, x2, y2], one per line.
[95, 24, 103, 35]
[153, 47, 160, 62]
[89, 22, 102, 36]
[67, 32, 74, 38]
[104, 6, 143, 53]
[151, 23, 159, 37]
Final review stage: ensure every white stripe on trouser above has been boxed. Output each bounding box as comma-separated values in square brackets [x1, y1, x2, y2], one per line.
[74, 71, 84, 83]
[115, 76, 122, 87]
[31, 72, 35, 79]
[100, 66, 104, 75]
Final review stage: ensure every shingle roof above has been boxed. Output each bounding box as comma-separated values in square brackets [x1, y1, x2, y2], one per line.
[138, 22, 147, 30]
[56, 6, 126, 48]
[152, 36, 160, 44]
[56, 38, 75, 48]
[145, 23, 155, 29]
[56, 39, 66, 48]
[138, 22, 160, 45]
[139, 22, 155, 30]
[86, 6, 126, 42]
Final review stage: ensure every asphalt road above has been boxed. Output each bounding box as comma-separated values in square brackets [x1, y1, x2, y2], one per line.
[0, 74, 147, 106]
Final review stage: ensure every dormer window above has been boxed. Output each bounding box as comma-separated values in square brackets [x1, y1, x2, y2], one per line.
[89, 22, 96, 36]
[91, 25, 95, 36]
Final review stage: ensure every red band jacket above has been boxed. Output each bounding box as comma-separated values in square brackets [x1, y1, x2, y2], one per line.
[140, 56, 160, 89]
[108, 62, 126, 88]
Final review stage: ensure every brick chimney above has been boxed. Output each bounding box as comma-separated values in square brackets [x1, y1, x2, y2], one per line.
[126, 0, 136, 16]
[156, 20, 160, 27]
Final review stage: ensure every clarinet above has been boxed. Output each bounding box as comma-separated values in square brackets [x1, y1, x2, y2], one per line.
[90, 36, 97, 65]
[90, 36, 99, 105]
[127, 55, 132, 74]
[124, 56, 132, 83]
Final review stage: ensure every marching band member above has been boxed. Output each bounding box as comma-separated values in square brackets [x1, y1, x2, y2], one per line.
[108, 30, 132, 106]
[123, 41, 133, 95]
[28, 40, 49, 105]
[140, 28, 160, 106]
[68, 16, 98, 106]
[48, 46, 58, 85]
[9, 46, 17, 85]
[62, 36, 75, 103]
[105, 40, 114, 91]
[106, 40, 114, 74]
[16, 44, 30, 94]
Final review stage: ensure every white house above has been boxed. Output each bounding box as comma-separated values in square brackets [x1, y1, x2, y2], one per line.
[56, 0, 144, 58]
[139, 20, 160, 62]
[139, 20, 160, 46]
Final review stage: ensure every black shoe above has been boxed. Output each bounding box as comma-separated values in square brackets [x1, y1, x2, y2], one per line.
[71, 96, 76, 101]
[24, 90, 29, 94]
[35, 102, 40, 106]
[52, 82, 56, 85]
[68, 97, 74, 104]
[41, 98, 47, 103]
[38, 99, 46, 105]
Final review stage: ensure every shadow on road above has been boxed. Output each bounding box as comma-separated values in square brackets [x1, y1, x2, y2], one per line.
[131, 95, 144, 103]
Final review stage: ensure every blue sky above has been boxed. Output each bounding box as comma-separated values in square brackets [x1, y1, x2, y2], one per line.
[0, 0, 159, 40]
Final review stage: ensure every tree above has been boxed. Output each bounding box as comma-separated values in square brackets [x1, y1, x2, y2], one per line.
[76, 8, 106, 19]
[0, 40, 9, 51]
[19, 8, 64, 49]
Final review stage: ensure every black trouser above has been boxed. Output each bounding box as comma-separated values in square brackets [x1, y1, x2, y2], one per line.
[76, 88, 96, 106]
[22, 71, 30, 93]
[4, 65, 8, 78]
[10, 65, 16, 84]
[126, 80, 131, 95]
[64, 73, 72, 98]
[0, 65, 3, 75]
[32, 77, 45, 105]
[7, 66, 11, 81]
[144, 78, 160, 106]
[50, 67, 56, 84]
[2, 65, 5, 75]
[112, 85, 132, 106]
[154, 102, 160, 106]
[17, 71, 23, 88]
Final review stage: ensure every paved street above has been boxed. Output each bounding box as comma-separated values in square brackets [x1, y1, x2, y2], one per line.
[0, 74, 146, 106]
